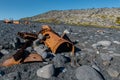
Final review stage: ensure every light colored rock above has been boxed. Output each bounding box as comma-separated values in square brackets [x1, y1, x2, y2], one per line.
[92, 44, 98, 49]
[52, 54, 69, 67]
[92, 65, 100, 71]
[32, 29, 37, 33]
[92, 40, 112, 49]
[108, 51, 114, 54]
[100, 53, 112, 61]
[37, 64, 55, 79]
[34, 46, 48, 59]
[75, 52, 81, 57]
[96, 50, 100, 54]
[0, 49, 9, 54]
[97, 41, 112, 47]
[85, 48, 95, 53]
[103, 61, 111, 66]
[110, 53, 120, 57]
[107, 68, 119, 77]
[0, 45, 3, 50]
[33, 40, 48, 59]
[33, 39, 40, 47]
[62, 68, 67, 73]
[63, 29, 70, 34]
[26, 47, 33, 52]
[75, 40, 79, 42]
[113, 41, 120, 45]
[38, 34, 44, 39]
[11, 37, 21, 49]
[75, 65, 103, 80]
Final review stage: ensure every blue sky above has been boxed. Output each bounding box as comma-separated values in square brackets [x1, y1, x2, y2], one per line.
[0, 0, 120, 20]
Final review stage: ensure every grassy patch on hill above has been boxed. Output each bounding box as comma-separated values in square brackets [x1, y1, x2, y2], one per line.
[35, 18, 61, 24]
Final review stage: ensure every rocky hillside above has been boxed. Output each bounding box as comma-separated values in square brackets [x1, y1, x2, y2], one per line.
[21, 8, 120, 28]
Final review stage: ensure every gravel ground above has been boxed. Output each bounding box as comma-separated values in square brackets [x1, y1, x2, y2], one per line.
[0, 21, 120, 80]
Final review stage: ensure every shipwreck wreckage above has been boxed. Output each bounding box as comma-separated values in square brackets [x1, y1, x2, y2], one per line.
[1, 25, 75, 67]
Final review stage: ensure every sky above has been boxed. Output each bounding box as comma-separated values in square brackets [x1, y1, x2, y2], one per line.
[0, 0, 120, 20]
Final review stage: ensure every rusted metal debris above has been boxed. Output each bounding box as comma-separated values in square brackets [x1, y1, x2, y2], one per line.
[4, 19, 13, 24]
[40, 25, 75, 55]
[24, 21, 30, 25]
[2, 40, 43, 67]
[17, 32, 38, 40]
[4, 19, 20, 24]
[13, 21, 20, 24]
[4, 19, 31, 25]
[1, 25, 75, 67]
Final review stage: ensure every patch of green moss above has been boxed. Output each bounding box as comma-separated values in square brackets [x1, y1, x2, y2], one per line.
[66, 22, 120, 29]
[109, 26, 120, 29]
[116, 17, 120, 24]
[100, 15, 107, 19]
[36, 18, 61, 24]
[110, 26, 116, 28]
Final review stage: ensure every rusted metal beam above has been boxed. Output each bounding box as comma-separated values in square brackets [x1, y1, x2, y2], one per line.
[17, 32, 38, 40]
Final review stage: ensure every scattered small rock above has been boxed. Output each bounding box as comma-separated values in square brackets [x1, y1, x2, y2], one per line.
[113, 41, 120, 45]
[34, 45, 48, 59]
[108, 51, 114, 54]
[0, 49, 9, 54]
[103, 61, 111, 66]
[92, 44, 99, 49]
[98, 41, 112, 46]
[0, 70, 5, 76]
[100, 53, 113, 61]
[0, 45, 3, 50]
[92, 64, 100, 72]
[0, 52, 4, 58]
[3, 43, 11, 49]
[92, 40, 112, 49]
[2, 72, 21, 80]
[62, 68, 67, 73]
[32, 29, 37, 33]
[96, 50, 100, 54]
[37, 64, 55, 79]
[20, 71, 32, 79]
[52, 54, 70, 67]
[54, 67, 67, 76]
[85, 48, 95, 53]
[26, 47, 33, 52]
[33, 39, 40, 47]
[11, 37, 21, 49]
[107, 68, 119, 77]
[63, 29, 70, 34]
[75, 65, 103, 80]
[110, 53, 120, 57]
[75, 52, 81, 57]
[71, 32, 78, 35]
